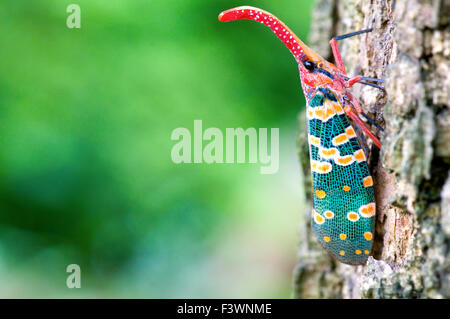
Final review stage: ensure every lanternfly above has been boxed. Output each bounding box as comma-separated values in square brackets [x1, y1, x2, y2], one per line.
[219, 6, 384, 265]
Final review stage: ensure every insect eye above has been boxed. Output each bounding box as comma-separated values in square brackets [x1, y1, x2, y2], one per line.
[303, 60, 316, 72]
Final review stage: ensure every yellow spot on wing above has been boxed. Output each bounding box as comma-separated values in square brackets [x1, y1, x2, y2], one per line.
[332, 133, 348, 146]
[363, 176, 374, 187]
[323, 106, 335, 121]
[311, 100, 338, 122]
[312, 210, 325, 224]
[309, 135, 321, 147]
[314, 109, 324, 118]
[355, 249, 362, 255]
[318, 163, 332, 173]
[339, 233, 347, 240]
[315, 190, 326, 198]
[359, 202, 376, 218]
[314, 214, 325, 224]
[364, 232, 373, 241]
[354, 149, 366, 163]
[332, 101, 345, 114]
[323, 236, 331, 242]
[346, 126, 357, 138]
[311, 161, 332, 174]
[347, 211, 360, 222]
[336, 155, 355, 166]
[324, 210, 334, 219]
[339, 251, 345, 256]
[319, 147, 339, 159]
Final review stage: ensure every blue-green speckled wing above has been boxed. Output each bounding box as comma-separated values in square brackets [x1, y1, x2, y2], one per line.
[306, 88, 375, 265]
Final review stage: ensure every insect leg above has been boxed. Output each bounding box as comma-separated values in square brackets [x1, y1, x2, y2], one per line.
[329, 38, 346, 73]
[357, 81, 385, 91]
[346, 76, 363, 87]
[329, 28, 373, 75]
[353, 123, 370, 157]
[349, 94, 384, 131]
[344, 105, 381, 149]
[360, 76, 383, 83]
[333, 28, 373, 40]
[361, 112, 384, 132]
[346, 82, 385, 133]
[345, 76, 385, 91]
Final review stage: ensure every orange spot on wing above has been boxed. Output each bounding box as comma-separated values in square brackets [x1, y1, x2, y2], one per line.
[343, 185, 351, 192]
[346, 126, 357, 137]
[359, 203, 376, 217]
[324, 210, 334, 219]
[363, 176, 373, 187]
[315, 109, 324, 119]
[332, 133, 348, 146]
[313, 162, 332, 174]
[333, 102, 345, 114]
[336, 155, 354, 165]
[324, 106, 335, 119]
[364, 232, 373, 241]
[335, 135, 347, 143]
[309, 136, 320, 147]
[339, 233, 347, 240]
[354, 149, 366, 162]
[315, 190, 326, 198]
[347, 212, 360, 222]
[321, 148, 337, 156]
[314, 214, 325, 224]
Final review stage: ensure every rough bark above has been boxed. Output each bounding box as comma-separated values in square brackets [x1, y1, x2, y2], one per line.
[293, 0, 449, 298]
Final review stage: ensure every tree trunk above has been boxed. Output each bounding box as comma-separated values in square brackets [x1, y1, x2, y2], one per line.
[293, 0, 449, 298]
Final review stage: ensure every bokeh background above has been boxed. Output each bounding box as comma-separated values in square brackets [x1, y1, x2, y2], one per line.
[0, 0, 312, 297]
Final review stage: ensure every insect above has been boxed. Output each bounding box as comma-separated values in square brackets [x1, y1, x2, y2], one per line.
[219, 6, 384, 265]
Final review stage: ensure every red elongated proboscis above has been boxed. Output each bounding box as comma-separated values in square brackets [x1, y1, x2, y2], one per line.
[218, 6, 323, 64]
[218, 6, 381, 149]
[219, 6, 323, 62]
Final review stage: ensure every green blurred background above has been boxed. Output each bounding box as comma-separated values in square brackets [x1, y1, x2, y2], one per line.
[0, 0, 312, 297]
